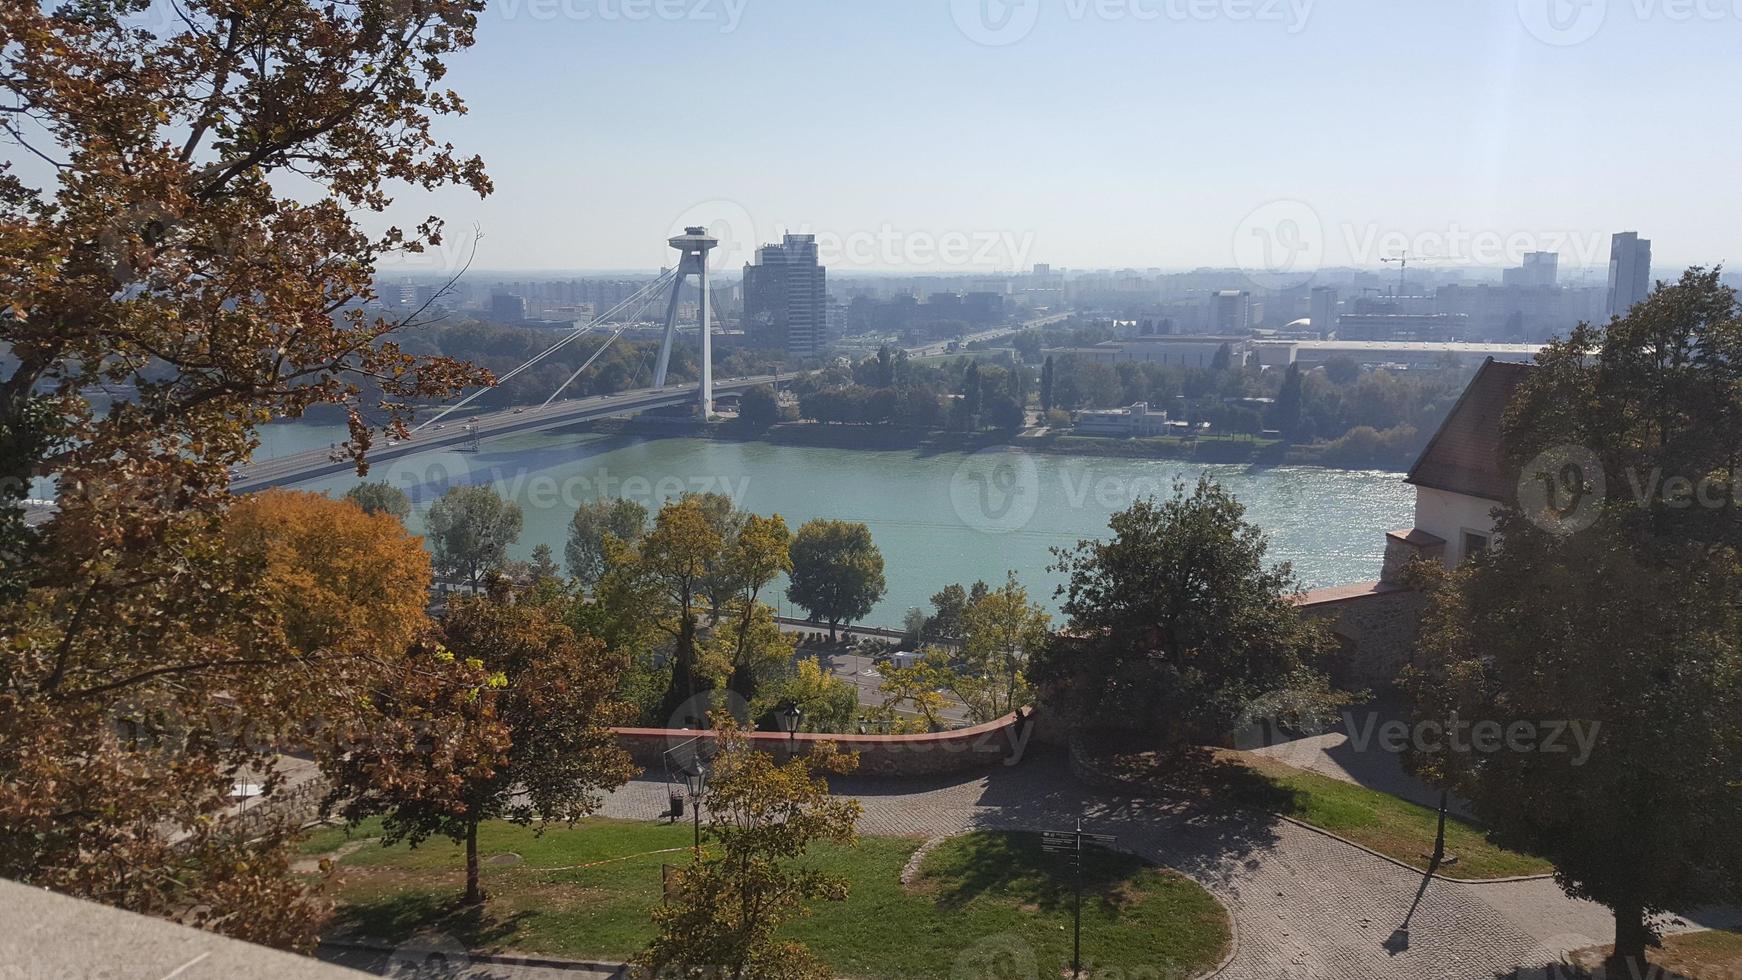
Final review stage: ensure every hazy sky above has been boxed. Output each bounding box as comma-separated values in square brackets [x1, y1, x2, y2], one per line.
[27, 0, 1742, 276]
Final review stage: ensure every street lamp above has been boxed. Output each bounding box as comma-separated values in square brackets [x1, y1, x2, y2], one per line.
[1431, 709, 1458, 868]
[778, 702, 805, 751]
[682, 765, 708, 851]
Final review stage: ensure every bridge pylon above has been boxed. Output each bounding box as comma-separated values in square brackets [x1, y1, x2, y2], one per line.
[654, 226, 719, 417]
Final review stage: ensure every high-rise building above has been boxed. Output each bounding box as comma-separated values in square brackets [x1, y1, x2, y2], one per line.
[1206, 289, 1252, 333]
[1309, 286, 1338, 336]
[1607, 232, 1652, 318]
[489, 292, 527, 324]
[742, 234, 826, 357]
[1504, 251, 1560, 288]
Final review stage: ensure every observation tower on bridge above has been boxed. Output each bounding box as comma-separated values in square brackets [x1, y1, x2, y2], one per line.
[654, 226, 719, 417]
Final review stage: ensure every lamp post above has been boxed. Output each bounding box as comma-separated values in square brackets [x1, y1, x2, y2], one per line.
[682, 765, 708, 851]
[1431, 709, 1458, 868]
[778, 702, 805, 756]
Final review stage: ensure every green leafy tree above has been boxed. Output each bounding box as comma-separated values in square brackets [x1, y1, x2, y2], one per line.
[639, 720, 861, 980]
[736, 384, 782, 432]
[1273, 362, 1304, 441]
[345, 481, 412, 520]
[943, 572, 1048, 722]
[924, 581, 985, 643]
[326, 585, 635, 906]
[877, 658, 949, 732]
[427, 485, 523, 591]
[712, 513, 793, 700]
[528, 543, 561, 583]
[564, 497, 648, 587]
[753, 658, 859, 734]
[1035, 479, 1341, 738]
[786, 519, 887, 641]
[1402, 269, 1742, 977]
[1040, 355, 1056, 413]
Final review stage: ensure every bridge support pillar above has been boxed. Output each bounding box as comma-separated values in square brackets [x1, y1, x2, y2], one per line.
[654, 226, 719, 418]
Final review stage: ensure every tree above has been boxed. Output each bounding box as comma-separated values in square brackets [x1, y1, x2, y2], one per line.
[528, 543, 561, 584]
[0, 0, 490, 945]
[1034, 479, 1340, 738]
[1402, 269, 1742, 977]
[737, 384, 782, 433]
[877, 658, 949, 732]
[565, 498, 648, 587]
[962, 360, 984, 424]
[943, 572, 1048, 722]
[1210, 342, 1233, 372]
[345, 481, 412, 520]
[713, 513, 793, 700]
[786, 520, 887, 641]
[638, 720, 861, 980]
[600, 497, 725, 723]
[875, 345, 896, 388]
[753, 658, 859, 734]
[1273, 362, 1304, 442]
[924, 581, 984, 643]
[1040, 356, 1056, 413]
[427, 486, 524, 591]
[327, 585, 636, 906]
[1321, 355, 1362, 385]
[226, 490, 432, 660]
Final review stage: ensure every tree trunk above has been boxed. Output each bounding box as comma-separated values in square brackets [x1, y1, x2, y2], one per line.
[1606, 902, 1652, 978]
[463, 815, 483, 906]
[827, 618, 839, 643]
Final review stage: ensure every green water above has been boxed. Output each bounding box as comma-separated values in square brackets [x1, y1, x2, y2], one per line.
[266, 422, 1413, 626]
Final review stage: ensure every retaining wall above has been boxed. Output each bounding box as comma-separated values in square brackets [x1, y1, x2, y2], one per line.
[1294, 580, 1425, 691]
[613, 709, 1034, 779]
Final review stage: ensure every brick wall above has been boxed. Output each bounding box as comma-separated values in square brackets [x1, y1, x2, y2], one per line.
[1295, 581, 1426, 691]
[613, 709, 1035, 779]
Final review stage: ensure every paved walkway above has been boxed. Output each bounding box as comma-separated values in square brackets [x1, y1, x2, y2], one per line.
[604, 747, 1604, 980]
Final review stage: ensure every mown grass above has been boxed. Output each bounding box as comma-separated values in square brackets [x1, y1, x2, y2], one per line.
[303, 820, 1230, 979]
[1229, 753, 1552, 879]
[1570, 929, 1742, 979]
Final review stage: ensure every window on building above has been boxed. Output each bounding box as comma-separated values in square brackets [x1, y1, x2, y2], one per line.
[1463, 531, 1490, 560]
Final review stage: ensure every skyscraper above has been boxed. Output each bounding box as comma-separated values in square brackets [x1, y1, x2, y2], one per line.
[742, 234, 826, 358]
[1309, 286, 1338, 336]
[1607, 232, 1652, 318]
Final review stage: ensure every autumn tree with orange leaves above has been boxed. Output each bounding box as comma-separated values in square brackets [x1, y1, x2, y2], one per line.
[0, 0, 492, 949]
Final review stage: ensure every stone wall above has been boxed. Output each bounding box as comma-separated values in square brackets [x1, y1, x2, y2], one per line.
[1295, 581, 1425, 692]
[613, 709, 1035, 779]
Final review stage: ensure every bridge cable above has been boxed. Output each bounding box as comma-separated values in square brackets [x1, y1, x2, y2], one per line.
[539, 280, 674, 409]
[413, 268, 677, 432]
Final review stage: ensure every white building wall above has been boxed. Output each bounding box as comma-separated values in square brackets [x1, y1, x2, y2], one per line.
[1413, 486, 1503, 566]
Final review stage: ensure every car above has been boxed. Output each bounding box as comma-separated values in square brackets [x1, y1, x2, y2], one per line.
[512, 408, 525, 414]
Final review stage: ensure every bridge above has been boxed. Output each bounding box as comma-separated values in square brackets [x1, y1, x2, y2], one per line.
[232, 374, 779, 493]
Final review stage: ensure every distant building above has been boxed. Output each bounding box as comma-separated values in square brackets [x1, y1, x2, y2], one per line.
[743, 234, 827, 357]
[1334, 313, 1467, 343]
[1044, 335, 1249, 368]
[1072, 402, 1173, 437]
[1309, 286, 1338, 336]
[1206, 289, 1252, 333]
[1502, 251, 1559, 288]
[1252, 339, 1541, 371]
[489, 292, 527, 324]
[1606, 231, 1652, 318]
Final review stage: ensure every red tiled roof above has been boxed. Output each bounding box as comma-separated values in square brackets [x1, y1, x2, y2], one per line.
[1405, 358, 1534, 503]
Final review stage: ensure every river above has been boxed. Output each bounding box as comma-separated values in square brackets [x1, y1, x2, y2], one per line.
[259, 421, 1414, 626]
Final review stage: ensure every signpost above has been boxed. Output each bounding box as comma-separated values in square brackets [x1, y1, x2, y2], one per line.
[1041, 821, 1117, 978]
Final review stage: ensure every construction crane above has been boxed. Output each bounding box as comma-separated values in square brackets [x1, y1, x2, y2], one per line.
[1380, 250, 1436, 297]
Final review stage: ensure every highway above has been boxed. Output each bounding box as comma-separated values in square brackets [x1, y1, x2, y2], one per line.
[232, 374, 779, 492]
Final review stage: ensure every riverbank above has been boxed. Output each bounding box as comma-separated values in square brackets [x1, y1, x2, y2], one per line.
[566, 417, 1413, 469]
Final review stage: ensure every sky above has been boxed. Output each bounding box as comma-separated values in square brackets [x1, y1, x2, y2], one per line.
[24, 0, 1742, 276]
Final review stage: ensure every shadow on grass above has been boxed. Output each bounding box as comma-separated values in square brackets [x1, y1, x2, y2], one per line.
[920, 830, 1150, 918]
[331, 889, 534, 952]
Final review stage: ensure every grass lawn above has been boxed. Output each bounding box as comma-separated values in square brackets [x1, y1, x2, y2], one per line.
[303, 820, 1230, 980]
[1570, 930, 1742, 979]
[1094, 744, 1551, 880]
[1233, 753, 1552, 879]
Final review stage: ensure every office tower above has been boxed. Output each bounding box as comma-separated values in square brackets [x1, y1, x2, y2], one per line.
[1607, 232, 1652, 318]
[742, 234, 827, 358]
[489, 292, 527, 324]
[1309, 286, 1338, 336]
[1207, 289, 1252, 333]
